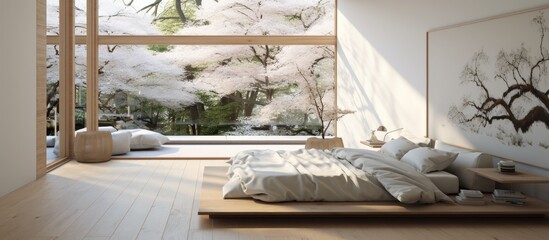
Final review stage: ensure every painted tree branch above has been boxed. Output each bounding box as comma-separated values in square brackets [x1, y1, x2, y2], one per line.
[452, 14, 549, 136]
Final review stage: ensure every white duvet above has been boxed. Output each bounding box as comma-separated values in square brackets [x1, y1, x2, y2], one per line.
[223, 148, 452, 204]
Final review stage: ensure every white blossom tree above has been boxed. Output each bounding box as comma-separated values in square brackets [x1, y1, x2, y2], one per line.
[47, 0, 336, 136]
[48, 0, 200, 131]
[170, 0, 336, 135]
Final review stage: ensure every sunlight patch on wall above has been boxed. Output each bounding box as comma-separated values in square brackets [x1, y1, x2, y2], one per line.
[337, 12, 425, 147]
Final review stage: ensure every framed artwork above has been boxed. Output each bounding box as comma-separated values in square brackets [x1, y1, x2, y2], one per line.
[428, 6, 549, 169]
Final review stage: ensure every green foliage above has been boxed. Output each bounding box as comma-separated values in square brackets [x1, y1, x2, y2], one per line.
[153, 0, 200, 34]
[196, 91, 243, 135]
[148, 44, 171, 52]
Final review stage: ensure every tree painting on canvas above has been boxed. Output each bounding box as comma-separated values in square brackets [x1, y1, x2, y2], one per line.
[428, 8, 549, 169]
[448, 13, 549, 149]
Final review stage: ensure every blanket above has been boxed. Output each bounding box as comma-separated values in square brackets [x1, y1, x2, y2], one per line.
[223, 148, 452, 204]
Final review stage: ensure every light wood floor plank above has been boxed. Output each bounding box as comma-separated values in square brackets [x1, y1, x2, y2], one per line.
[86, 160, 162, 238]
[161, 161, 201, 240]
[109, 160, 174, 240]
[185, 161, 218, 240]
[82, 237, 109, 240]
[33, 161, 134, 239]
[0, 161, 123, 240]
[136, 161, 187, 240]
[55, 160, 151, 240]
[0, 160, 83, 223]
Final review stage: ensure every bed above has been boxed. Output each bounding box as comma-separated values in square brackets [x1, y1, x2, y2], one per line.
[198, 138, 549, 217]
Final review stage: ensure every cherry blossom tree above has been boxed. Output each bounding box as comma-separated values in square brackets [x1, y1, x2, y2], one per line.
[46, 0, 336, 136]
[170, 0, 336, 135]
[47, 0, 200, 131]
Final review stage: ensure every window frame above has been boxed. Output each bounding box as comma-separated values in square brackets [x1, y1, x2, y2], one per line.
[45, 0, 338, 155]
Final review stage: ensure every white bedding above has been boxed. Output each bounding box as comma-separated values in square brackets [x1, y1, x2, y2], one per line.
[223, 148, 452, 204]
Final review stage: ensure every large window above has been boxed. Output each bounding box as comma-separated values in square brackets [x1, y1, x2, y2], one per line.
[47, 0, 336, 137]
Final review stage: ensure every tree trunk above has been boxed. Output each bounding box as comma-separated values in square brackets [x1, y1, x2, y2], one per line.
[188, 103, 204, 135]
[221, 94, 240, 121]
[244, 90, 258, 117]
[175, 0, 187, 23]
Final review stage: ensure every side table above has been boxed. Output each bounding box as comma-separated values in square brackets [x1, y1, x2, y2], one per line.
[467, 168, 549, 184]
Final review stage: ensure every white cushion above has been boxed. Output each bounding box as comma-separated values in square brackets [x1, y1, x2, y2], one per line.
[401, 147, 458, 173]
[53, 136, 60, 156]
[121, 129, 169, 150]
[434, 141, 495, 192]
[399, 129, 433, 147]
[75, 126, 118, 135]
[46, 136, 56, 147]
[111, 131, 131, 155]
[380, 136, 418, 159]
[424, 171, 459, 194]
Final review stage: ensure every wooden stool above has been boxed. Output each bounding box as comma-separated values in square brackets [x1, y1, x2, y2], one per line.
[305, 137, 344, 150]
[74, 131, 112, 163]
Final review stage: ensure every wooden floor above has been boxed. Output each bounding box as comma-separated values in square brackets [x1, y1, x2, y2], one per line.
[0, 160, 548, 240]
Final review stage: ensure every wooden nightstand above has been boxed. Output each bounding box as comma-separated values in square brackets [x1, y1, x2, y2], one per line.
[467, 168, 549, 184]
[360, 140, 385, 148]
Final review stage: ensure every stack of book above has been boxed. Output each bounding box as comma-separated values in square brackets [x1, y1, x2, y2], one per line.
[497, 160, 516, 173]
[362, 140, 385, 148]
[455, 189, 485, 205]
[492, 189, 526, 205]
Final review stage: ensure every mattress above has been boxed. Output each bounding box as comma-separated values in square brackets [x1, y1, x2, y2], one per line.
[425, 171, 459, 194]
[224, 148, 452, 203]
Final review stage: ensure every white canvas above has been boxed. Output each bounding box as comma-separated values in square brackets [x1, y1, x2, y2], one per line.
[428, 7, 549, 169]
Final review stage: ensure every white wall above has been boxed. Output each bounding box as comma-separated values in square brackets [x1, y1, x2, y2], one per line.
[337, 0, 549, 200]
[0, 1, 37, 196]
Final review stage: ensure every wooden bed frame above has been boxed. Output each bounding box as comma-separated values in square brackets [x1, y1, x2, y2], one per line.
[199, 166, 549, 217]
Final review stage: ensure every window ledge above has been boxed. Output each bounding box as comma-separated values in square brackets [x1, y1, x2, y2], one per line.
[167, 136, 326, 145]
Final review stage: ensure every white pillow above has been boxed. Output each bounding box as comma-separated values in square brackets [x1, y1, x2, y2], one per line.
[53, 136, 60, 156]
[46, 136, 56, 147]
[75, 126, 118, 135]
[399, 129, 432, 147]
[111, 131, 132, 155]
[380, 136, 418, 159]
[434, 141, 495, 192]
[124, 129, 169, 150]
[400, 147, 458, 173]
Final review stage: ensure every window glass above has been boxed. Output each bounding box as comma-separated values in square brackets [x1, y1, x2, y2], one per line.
[46, 45, 60, 162]
[97, 44, 335, 136]
[75, 0, 87, 35]
[46, 45, 60, 137]
[96, 0, 335, 35]
[47, 0, 59, 35]
[75, 45, 87, 130]
[47, 0, 87, 35]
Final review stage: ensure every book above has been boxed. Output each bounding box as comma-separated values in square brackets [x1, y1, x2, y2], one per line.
[491, 196, 528, 202]
[459, 189, 483, 198]
[491, 195, 525, 205]
[456, 195, 485, 205]
[493, 189, 526, 199]
[365, 140, 385, 146]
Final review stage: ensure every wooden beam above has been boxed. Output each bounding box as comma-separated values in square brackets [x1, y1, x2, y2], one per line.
[98, 35, 336, 45]
[47, 35, 336, 45]
[36, 0, 47, 178]
[59, 0, 76, 158]
[86, 0, 99, 131]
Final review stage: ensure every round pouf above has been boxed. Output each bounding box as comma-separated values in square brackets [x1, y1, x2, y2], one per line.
[74, 131, 112, 163]
[304, 137, 344, 150]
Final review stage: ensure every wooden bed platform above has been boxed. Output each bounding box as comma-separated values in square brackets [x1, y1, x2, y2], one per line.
[199, 167, 549, 217]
